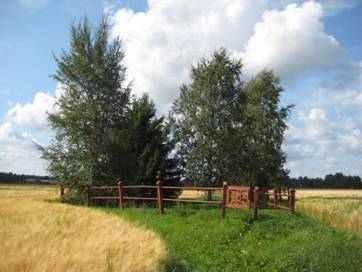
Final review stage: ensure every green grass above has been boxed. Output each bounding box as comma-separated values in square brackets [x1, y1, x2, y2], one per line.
[97, 204, 362, 272]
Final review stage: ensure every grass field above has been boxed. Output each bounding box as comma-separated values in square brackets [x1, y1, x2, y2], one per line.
[0, 185, 166, 272]
[102, 202, 362, 271]
[296, 189, 362, 238]
[2, 185, 362, 271]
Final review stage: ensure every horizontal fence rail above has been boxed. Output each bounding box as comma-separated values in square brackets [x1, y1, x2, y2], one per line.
[85, 181, 227, 217]
[253, 188, 296, 220]
[60, 182, 296, 220]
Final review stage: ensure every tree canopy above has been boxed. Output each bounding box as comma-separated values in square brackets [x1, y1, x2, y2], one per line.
[170, 48, 292, 189]
[40, 18, 180, 196]
[41, 18, 293, 200]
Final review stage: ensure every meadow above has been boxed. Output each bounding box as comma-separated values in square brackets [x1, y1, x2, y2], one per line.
[100, 189, 362, 271]
[1, 185, 362, 271]
[0, 185, 166, 272]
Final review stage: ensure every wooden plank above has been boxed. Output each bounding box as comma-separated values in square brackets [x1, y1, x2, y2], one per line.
[260, 192, 291, 197]
[221, 182, 227, 218]
[257, 201, 292, 211]
[227, 186, 250, 191]
[87, 185, 91, 206]
[89, 186, 118, 189]
[123, 197, 158, 200]
[226, 203, 248, 209]
[275, 204, 292, 211]
[123, 185, 157, 189]
[118, 182, 124, 209]
[90, 196, 119, 199]
[163, 198, 222, 204]
[289, 189, 296, 212]
[162, 186, 222, 191]
[253, 190, 259, 220]
[274, 188, 279, 207]
[157, 181, 164, 215]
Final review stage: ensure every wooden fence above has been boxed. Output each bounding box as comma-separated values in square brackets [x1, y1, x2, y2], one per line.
[60, 182, 296, 220]
[253, 188, 296, 220]
[87, 181, 227, 217]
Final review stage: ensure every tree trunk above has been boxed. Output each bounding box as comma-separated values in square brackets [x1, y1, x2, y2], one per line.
[207, 189, 212, 201]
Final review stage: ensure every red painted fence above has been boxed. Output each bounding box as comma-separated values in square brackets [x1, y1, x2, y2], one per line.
[61, 182, 295, 220]
[253, 188, 296, 220]
[87, 180, 227, 217]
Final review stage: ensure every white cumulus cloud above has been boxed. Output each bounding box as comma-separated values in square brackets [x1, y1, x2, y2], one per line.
[6, 92, 56, 131]
[285, 107, 362, 172]
[242, 1, 346, 79]
[0, 90, 58, 174]
[110, 0, 346, 113]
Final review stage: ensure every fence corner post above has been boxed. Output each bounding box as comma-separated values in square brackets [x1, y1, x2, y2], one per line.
[156, 180, 164, 216]
[221, 181, 227, 218]
[253, 188, 259, 221]
[87, 185, 91, 206]
[289, 189, 296, 212]
[60, 186, 64, 202]
[118, 181, 124, 209]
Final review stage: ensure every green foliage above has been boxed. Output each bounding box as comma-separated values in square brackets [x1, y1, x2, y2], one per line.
[170, 48, 291, 188]
[102, 205, 362, 271]
[285, 173, 362, 189]
[124, 94, 181, 198]
[170, 48, 244, 187]
[40, 18, 180, 198]
[40, 18, 131, 191]
[0, 172, 50, 183]
[126, 94, 168, 183]
[41, 18, 291, 198]
[234, 70, 293, 187]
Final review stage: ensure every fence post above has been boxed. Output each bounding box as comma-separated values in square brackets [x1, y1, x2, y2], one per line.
[221, 181, 227, 218]
[60, 186, 64, 202]
[156, 180, 164, 215]
[253, 189, 259, 220]
[274, 188, 279, 207]
[278, 187, 282, 201]
[289, 189, 296, 212]
[247, 187, 252, 209]
[118, 181, 124, 209]
[87, 185, 91, 206]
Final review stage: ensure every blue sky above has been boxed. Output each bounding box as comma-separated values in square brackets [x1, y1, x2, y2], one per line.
[0, 0, 361, 177]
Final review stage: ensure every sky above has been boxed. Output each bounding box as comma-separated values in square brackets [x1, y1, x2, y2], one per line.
[0, 0, 361, 177]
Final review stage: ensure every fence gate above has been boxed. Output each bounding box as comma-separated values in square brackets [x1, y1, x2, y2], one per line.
[226, 186, 251, 209]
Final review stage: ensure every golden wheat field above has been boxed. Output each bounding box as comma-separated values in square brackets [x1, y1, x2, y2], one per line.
[0, 184, 166, 272]
[297, 189, 362, 198]
[296, 189, 362, 238]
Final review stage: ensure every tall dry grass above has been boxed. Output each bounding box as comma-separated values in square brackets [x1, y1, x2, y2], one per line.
[0, 185, 166, 272]
[297, 190, 362, 238]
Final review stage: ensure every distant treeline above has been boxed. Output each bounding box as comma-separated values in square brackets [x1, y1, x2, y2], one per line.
[1, 171, 361, 189]
[0, 172, 50, 184]
[282, 173, 362, 189]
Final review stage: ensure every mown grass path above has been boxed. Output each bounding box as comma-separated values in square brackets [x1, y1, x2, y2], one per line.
[102, 204, 362, 272]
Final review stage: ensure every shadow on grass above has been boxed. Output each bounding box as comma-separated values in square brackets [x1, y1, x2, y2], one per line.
[163, 256, 188, 272]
